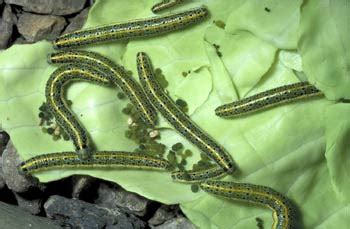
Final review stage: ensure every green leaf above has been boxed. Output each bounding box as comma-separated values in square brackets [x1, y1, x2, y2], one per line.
[0, 0, 349, 228]
[325, 103, 350, 202]
[225, 0, 303, 49]
[298, 0, 350, 100]
[205, 26, 277, 98]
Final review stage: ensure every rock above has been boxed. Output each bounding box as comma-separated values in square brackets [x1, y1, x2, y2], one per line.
[14, 193, 42, 215]
[0, 201, 60, 229]
[0, 157, 5, 189]
[154, 217, 196, 229]
[17, 12, 66, 42]
[63, 7, 90, 34]
[13, 36, 28, 45]
[95, 183, 149, 217]
[0, 131, 10, 155]
[45, 195, 146, 229]
[5, 0, 87, 15]
[0, 131, 8, 189]
[0, 4, 16, 49]
[148, 205, 179, 226]
[71, 175, 95, 199]
[2, 140, 41, 193]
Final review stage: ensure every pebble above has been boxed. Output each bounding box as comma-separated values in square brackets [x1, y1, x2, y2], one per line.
[0, 4, 16, 49]
[63, 7, 90, 34]
[0, 201, 60, 229]
[45, 195, 146, 229]
[5, 0, 87, 15]
[148, 205, 179, 226]
[95, 183, 149, 217]
[0, 157, 5, 189]
[17, 12, 66, 42]
[14, 192, 42, 215]
[153, 216, 196, 229]
[2, 141, 41, 193]
[0, 131, 7, 189]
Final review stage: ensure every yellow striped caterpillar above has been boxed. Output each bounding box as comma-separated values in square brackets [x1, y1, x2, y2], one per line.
[46, 64, 112, 159]
[151, 0, 183, 13]
[19, 151, 171, 174]
[200, 180, 297, 229]
[215, 82, 323, 118]
[136, 52, 236, 176]
[48, 50, 157, 127]
[171, 165, 227, 183]
[53, 6, 208, 49]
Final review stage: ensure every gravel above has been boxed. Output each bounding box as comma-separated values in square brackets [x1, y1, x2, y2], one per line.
[5, 0, 87, 15]
[17, 12, 66, 42]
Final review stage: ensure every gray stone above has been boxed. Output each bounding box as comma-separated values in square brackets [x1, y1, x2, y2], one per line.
[154, 217, 196, 229]
[148, 205, 178, 226]
[71, 175, 94, 199]
[95, 183, 149, 217]
[14, 193, 42, 215]
[0, 201, 60, 229]
[63, 7, 90, 34]
[2, 140, 40, 193]
[13, 36, 28, 45]
[5, 0, 87, 15]
[17, 12, 66, 42]
[0, 157, 5, 189]
[0, 5, 16, 49]
[45, 195, 146, 229]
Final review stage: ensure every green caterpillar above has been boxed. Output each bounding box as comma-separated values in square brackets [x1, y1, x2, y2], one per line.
[151, 0, 184, 13]
[48, 50, 157, 127]
[215, 82, 323, 118]
[200, 180, 297, 229]
[136, 52, 236, 175]
[171, 165, 227, 183]
[53, 6, 208, 49]
[19, 151, 171, 174]
[46, 64, 112, 159]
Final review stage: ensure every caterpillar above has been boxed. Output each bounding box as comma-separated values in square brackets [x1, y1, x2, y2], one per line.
[48, 50, 157, 127]
[46, 64, 112, 159]
[200, 180, 296, 229]
[19, 151, 171, 174]
[151, 0, 183, 13]
[53, 6, 209, 49]
[136, 52, 235, 174]
[171, 165, 227, 183]
[215, 82, 323, 118]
